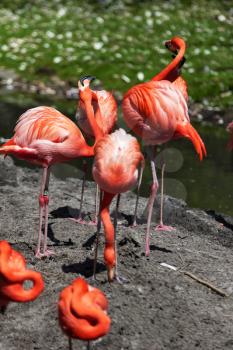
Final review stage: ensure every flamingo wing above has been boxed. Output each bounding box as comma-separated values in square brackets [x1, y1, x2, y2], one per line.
[172, 76, 188, 102]
[122, 80, 189, 145]
[14, 106, 72, 147]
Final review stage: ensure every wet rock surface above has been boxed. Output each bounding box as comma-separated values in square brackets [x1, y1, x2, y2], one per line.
[0, 159, 233, 350]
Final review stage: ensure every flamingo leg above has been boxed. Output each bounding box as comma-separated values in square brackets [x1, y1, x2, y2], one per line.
[88, 184, 99, 226]
[69, 160, 87, 224]
[155, 162, 175, 232]
[35, 167, 51, 257]
[68, 337, 72, 350]
[92, 190, 103, 281]
[145, 147, 159, 256]
[132, 163, 144, 226]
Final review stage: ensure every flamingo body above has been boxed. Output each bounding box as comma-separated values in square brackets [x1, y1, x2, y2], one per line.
[0, 105, 97, 257]
[58, 277, 110, 341]
[0, 240, 44, 310]
[1, 106, 93, 167]
[92, 129, 144, 280]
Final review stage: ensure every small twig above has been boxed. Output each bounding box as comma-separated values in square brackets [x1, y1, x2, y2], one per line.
[180, 270, 230, 297]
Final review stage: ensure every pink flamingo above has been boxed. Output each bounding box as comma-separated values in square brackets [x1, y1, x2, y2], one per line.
[0, 77, 103, 257]
[92, 128, 144, 282]
[74, 76, 117, 224]
[122, 38, 206, 256]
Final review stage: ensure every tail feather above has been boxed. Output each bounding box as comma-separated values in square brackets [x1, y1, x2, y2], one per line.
[174, 123, 207, 160]
[0, 145, 37, 158]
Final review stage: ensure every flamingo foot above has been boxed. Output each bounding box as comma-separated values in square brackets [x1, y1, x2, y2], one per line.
[87, 219, 97, 226]
[43, 249, 55, 257]
[68, 217, 89, 225]
[155, 224, 175, 232]
[114, 274, 129, 284]
[35, 249, 55, 258]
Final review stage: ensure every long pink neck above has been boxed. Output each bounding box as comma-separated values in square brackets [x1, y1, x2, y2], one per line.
[83, 99, 104, 146]
[152, 38, 186, 82]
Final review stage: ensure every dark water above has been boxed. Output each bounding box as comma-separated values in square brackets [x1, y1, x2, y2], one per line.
[0, 94, 232, 216]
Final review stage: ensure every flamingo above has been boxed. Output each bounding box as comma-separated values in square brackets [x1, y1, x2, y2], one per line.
[132, 36, 189, 228]
[0, 240, 44, 313]
[0, 77, 103, 257]
[227, 122, 233, 149]
[122, 38, 206, 256]
[58, 277, 111, 350]
[74, 76, 118, 224]
[92, 128, 144, 282]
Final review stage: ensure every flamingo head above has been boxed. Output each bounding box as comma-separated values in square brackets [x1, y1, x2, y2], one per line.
[165, 36, 186, 54]
[78, 75, 96, 103]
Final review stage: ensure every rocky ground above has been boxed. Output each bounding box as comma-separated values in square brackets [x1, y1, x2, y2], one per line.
[0, 157, 233, 350]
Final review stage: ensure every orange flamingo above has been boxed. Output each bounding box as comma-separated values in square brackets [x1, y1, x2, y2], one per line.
[58, 277, 110, 350]
[0, 240, 44, 312]
[92, 129, 144, 282]
[0, 77, 103, 257]
[122, 37, 206, 256]
[132, 36, 188, 228]
[227, 122, 233, 149]
[74, 76, 118, 224]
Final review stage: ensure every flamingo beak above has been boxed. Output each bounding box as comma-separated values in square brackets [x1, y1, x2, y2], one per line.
[79, 75, 96, 86]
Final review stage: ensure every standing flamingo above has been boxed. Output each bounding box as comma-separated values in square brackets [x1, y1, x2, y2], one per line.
[0, 77, 103, 257]
[0, 240, 44, 312]
[122, 38, 206, 256]
[58, 277, 111, 350]
[74, 76, 118, 224]
[132, 36, 188, 228]
[227, 122, 233, 149]
[92, 128, 144, 282]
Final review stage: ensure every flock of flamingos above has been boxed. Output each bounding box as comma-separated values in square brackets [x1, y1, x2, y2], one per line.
[0, 36, 232, 349]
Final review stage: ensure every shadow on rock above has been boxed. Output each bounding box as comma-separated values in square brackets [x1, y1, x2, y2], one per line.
[62, 257, 105, 277]
[50, 206, 80, 219]
[47, 223, 74, 246]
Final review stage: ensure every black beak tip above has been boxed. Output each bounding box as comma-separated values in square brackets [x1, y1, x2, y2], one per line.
[79, 75, 96, 86]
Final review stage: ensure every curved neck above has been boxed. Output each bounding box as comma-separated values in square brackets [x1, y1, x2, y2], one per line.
[83, 99, 104, 146]
[152, 38, 186, 82]
[100, 191, 116, 281]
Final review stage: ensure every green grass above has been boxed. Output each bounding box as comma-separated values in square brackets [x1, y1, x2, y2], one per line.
[0, 0, 232, 108]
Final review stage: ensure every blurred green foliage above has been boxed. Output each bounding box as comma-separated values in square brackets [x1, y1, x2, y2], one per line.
[0, 0, 232, 107]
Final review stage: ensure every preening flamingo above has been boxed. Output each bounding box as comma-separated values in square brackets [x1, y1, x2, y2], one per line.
[74, 76, 118, 224]
[0, 240, 44, 312]
[92, 128, 144, 282]
[122, 37, 206, 256]
[58, 277, 110, 350]
[227, 122, 233, 149]
[0, 78, 103, 257]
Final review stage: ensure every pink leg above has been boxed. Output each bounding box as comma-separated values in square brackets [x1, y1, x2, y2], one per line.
[35, 167, 53, 258]
[132, 162, 144, 227]
[145, 152, 159, 256]
[69, 160, 87, 224]
[155, 162, 175, 232]
[92, 190, 103, 282]
[87, 184, 99, 226]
